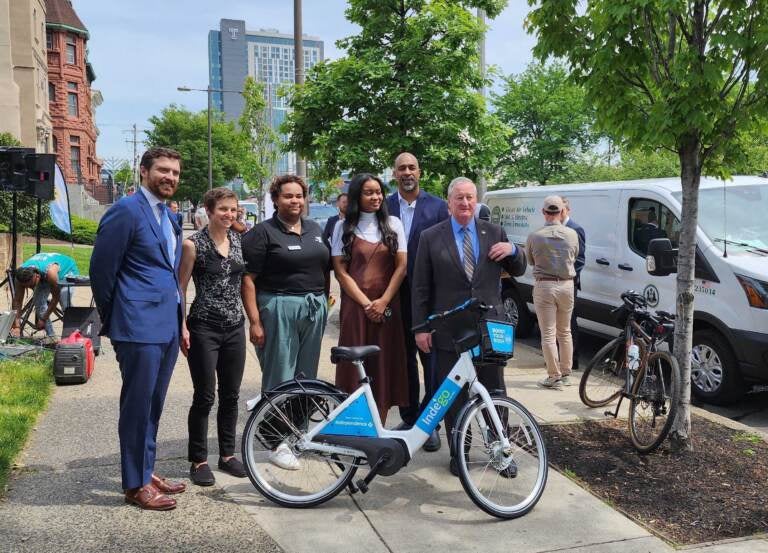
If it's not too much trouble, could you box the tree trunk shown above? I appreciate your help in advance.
[670,138,700,452]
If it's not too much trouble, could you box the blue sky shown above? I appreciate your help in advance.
[72,0,535,163]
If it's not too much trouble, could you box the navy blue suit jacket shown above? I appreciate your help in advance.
[566,218,586,286]
[323,214,340,244]
[90,191,183,343]
[386,190,449,282]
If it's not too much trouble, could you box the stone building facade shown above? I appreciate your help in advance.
[0,0,52,151]
[46,0,100,185]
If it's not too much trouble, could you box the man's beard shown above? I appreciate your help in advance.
[400,179,417,192]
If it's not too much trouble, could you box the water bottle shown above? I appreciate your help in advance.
[627,344,640,372]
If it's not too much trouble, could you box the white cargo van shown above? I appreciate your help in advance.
[486,176,768,404]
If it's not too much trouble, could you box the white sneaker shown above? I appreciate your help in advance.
[538,376,563,389]
[560,375,573,386]
[269,442,301,470]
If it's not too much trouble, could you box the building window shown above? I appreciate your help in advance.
[48,82,55,103]
[53,136,58,152]
[70,135,80,145]
[46,31,53,50]
[67,82,77,91]
[70,146,81,176]
[67,92,78,116]
[66,34,76,64]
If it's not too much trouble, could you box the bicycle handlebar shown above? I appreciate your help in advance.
[412,298,490,333]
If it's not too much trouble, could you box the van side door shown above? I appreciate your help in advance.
[617,191,680,312]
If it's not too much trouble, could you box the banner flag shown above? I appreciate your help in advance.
[49,163,72,234]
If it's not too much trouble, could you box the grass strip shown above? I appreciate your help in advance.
[0,350,53,493]
[22,243,93,274]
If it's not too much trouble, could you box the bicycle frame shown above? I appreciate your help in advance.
[291,350,512,461]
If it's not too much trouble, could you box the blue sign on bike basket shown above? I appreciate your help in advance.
[415,378,462,435]
[322,394,378,437]
[486,321,514,354]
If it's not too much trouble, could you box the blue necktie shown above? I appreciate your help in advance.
[158,203,174,263]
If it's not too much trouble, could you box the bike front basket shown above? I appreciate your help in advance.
[472,318,515,365]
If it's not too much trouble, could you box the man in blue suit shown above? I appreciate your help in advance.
[560,197,586,371]
[386,152,449,451]
[91,147,186,511]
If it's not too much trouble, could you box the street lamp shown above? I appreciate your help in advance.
[177,85,242,190]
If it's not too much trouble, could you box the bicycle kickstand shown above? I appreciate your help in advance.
[604,395,624,419]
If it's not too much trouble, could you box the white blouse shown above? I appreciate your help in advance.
[331,212,407,257]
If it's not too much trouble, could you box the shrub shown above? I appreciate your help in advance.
[40,215,99,245]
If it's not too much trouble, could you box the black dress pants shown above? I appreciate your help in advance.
[434,348,506,458]
[187,318,246,463]
[398,281,437,426]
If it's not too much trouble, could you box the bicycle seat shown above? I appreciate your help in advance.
[656,310,675,320]
[330,345,381,363]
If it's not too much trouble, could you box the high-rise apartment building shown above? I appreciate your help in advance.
[0,0,52,151]
[208,19,323,174]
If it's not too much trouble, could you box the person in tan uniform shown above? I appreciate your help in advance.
[525,196,579,389]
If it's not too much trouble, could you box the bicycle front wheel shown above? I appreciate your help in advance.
[629,351,680,454]
[579,338,626,408]
[242,383,362,508]
[455,396,548,519]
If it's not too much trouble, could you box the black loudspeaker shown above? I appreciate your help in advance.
[62,306,101,355]
[25,153,55,200]
[0,148,34,192]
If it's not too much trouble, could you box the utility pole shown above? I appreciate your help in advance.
[476,8,487,202]
[124,123,140,188]
[294,0,306,180]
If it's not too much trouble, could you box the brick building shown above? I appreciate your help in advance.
[45,0,100,185]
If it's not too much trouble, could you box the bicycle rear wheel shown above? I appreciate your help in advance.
[629,351,680,454]
[579,338,626,408]
[455,396,548,519]
[242,383,362,508]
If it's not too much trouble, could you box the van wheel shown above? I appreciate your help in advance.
[690,329,744,405]
[503,288,534,338]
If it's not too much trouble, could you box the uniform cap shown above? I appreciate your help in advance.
[543,195,564,214]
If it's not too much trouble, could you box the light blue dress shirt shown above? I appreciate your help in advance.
[398,193,416,240]
[450,216,480,265]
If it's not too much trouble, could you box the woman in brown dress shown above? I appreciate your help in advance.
[331,173,408,425]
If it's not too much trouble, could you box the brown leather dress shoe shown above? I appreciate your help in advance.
[124,484,177,511]
[151,474,186,494]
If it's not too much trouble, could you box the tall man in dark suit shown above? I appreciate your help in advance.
[386,152,449,451]
[91,147,186,511]
[412,177,527,475]
[322,192,348,243]
[560,197,586,370]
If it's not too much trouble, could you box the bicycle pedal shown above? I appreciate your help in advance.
[356,479,369,494]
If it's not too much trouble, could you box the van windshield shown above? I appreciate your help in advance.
[672,184,768,252]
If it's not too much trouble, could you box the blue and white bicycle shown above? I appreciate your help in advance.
[242,299,548,519]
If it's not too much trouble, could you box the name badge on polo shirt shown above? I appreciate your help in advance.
[288,245,302,251]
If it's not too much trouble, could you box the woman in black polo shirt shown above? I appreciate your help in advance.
[241,174,330,392]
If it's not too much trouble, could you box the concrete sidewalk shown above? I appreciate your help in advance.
[1,285,766,552]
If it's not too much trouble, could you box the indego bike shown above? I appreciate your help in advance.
[579,291,681,453]
[241,298,548,519]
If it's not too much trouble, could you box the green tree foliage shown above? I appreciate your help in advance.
[284,0,510,193]
[528,1,768,450]
[0,132,49,234]
[144,105,249,202]
[493,62,599,185]
[239,77,278,216]
[112,161,133,188]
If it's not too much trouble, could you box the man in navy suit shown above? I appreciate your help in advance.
[322,192,348,244]
[386,152,449,451]
[91,147,186,511]
[560,197,586,370]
